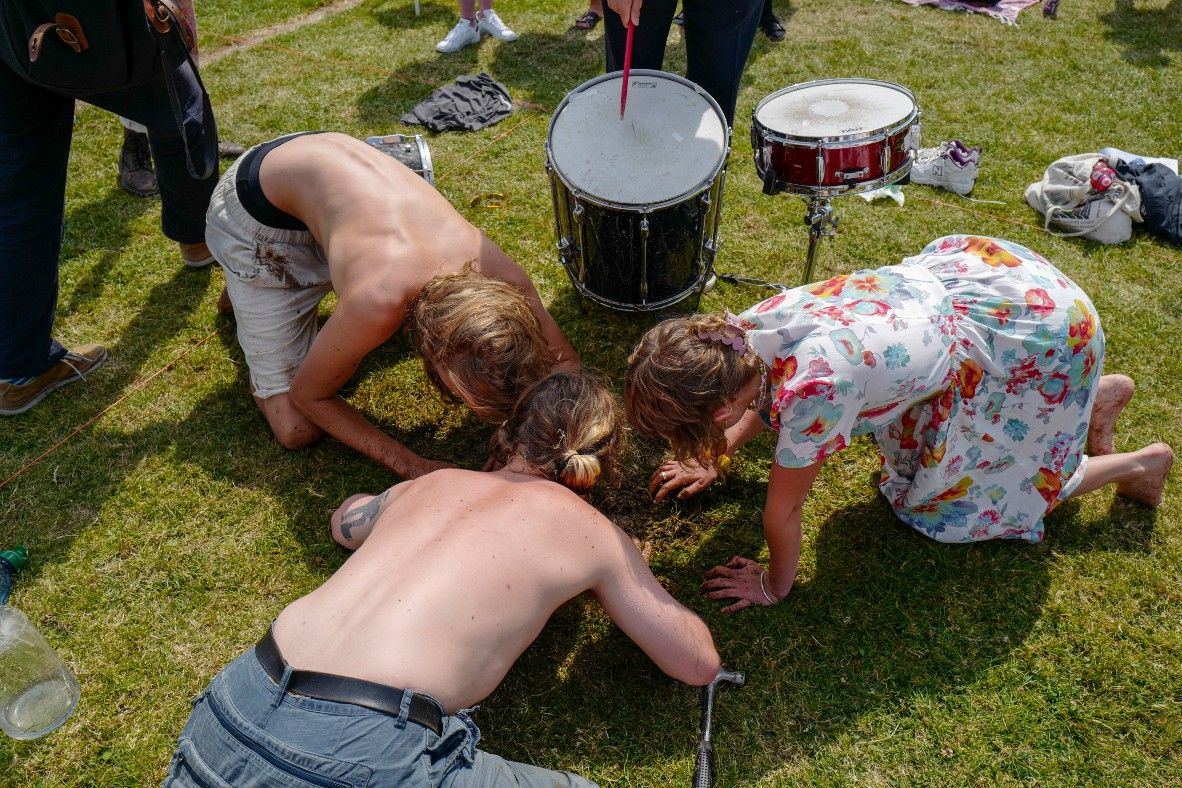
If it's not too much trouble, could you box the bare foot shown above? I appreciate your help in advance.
[1088,374,1135,455]
[1116,442,1175,507]
[216,286,234,315]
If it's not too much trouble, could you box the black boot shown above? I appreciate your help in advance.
[119,128,158,197]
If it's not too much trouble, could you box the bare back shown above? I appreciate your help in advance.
[259,132,493,310]
[272,469,719,712]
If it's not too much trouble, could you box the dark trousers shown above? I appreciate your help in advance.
[603,0,763,125]
[0,60,217,378]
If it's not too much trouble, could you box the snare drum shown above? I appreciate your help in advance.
[752,79,920,197]
[365,134,436,186]
[546,70,730,311]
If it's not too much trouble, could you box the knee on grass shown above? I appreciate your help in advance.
[272,422,323,451]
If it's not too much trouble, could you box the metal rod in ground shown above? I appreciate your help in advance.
[692,669,745,788]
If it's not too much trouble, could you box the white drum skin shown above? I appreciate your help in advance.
[546,70,732,311]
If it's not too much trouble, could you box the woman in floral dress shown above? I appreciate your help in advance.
[625,236,1173,612]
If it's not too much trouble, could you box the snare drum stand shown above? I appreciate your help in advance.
[802,197,839,285]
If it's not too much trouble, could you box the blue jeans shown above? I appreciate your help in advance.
[0,60,217,378]
[164,649,598,787]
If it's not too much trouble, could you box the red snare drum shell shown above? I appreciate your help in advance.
[753,79,920,196]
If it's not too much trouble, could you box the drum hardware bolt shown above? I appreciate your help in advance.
[639,216,650,304]
[572,203,584,221]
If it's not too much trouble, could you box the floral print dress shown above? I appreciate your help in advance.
[739,236,1103,543]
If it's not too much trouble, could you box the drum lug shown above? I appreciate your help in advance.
[556,236,573,266]
[905,121,922,154]
[704,237,721,265]
[815,148,825,186]
[762,167,779,196]
[572,201,584,222]
[639,215,650,304]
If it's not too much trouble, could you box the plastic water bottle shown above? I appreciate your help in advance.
[0,547,81,740]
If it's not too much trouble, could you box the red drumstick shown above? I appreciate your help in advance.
[620,20,635,118]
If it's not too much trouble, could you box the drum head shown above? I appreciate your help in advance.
[548,70,728,207]
[755,79,916,141]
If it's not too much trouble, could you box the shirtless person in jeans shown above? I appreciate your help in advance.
[205,131,578,478]
[165,370,720,786]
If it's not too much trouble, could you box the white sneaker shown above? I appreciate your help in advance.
[477,9,518,41]
[436,18,480,52]
[910,146,979,196]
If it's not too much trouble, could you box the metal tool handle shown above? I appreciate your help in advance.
[693,742,715,788]
[693,670,745,788]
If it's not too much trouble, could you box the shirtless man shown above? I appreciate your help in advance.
[205,132,578,478]
[165,370,720,786]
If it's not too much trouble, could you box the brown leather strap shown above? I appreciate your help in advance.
[53,13,87,53]
[28,23,52,62]
[144,0,170,33]
[145,0,195,52]
[28,14,89,62]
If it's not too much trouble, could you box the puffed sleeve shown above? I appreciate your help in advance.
[762,330,870,469]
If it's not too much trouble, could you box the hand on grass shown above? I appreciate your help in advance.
[649,459,719,503]
[702,556,780,614]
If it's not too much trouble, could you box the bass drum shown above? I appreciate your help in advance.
[546,70,730,311]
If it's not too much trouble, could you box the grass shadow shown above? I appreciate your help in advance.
[1100,0,1182,67]
[58,188,157,319]
[473,490,1058,783]
[370,0,455,30]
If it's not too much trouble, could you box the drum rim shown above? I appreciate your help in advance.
[564,265,713,311]
[752,78,919,145]
[546,69,732,211]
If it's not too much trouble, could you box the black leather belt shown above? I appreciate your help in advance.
[254,629,444,736]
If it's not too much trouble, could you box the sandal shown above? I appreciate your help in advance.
[573,9,601,29]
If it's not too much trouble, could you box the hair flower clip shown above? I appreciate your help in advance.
[696,312,750,355]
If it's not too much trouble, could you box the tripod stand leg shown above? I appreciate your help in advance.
[802,222,823,285]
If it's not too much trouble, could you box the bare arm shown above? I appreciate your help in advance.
[474,236,579,370]
[330,490,394,550]
[289,300,451,479]
[702,460,822,612]
[592,523,720,685]
[651,409,768,502]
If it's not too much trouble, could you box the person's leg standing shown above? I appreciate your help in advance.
[93,59,218,261]
[603,0,679,73]
[0,64,74,381]
[681,0,763,125]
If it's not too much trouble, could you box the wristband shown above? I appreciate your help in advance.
[758,570,776,605]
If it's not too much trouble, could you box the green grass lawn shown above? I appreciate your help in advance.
[2,0,1180,784]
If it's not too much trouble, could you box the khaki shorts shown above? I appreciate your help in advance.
[205,152,332,399]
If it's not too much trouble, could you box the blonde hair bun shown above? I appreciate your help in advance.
[560,452,602,493]
[491,368,624,493]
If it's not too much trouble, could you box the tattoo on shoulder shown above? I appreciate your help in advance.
[340,490,391,541]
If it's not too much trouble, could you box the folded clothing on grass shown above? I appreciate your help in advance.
[401,72,513,132]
